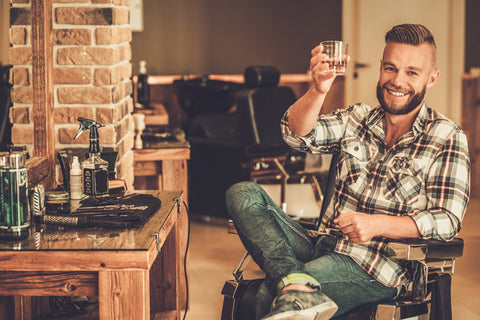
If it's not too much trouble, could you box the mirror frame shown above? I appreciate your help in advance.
[27,0,54,189]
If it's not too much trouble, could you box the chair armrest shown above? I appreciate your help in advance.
[229,220,464,262]
[387,238,464,261]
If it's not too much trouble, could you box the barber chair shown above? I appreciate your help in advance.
[173,75,245,119]
[236,66,328,215]
[173,76,248,218]
[221,152,464,320]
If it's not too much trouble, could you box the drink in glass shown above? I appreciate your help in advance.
[321,40,348,75]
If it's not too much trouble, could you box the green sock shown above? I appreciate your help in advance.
[277,272,321,293]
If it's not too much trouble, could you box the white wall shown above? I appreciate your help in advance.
[131,0,342,75]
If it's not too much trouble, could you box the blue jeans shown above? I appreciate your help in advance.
[225,181,397,319]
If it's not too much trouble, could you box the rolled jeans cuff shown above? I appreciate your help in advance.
[277,272,321,293]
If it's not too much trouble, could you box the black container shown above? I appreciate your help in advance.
[45,191,70,215]
[136,60,149,105]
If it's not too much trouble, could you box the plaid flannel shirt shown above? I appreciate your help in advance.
[281,102,470,287]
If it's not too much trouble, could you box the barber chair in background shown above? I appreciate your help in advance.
[221,153,464,320]
[0,64,12,151]
[174,75,248,218]
[174,75,245,120]
[236,65,328,220]
[175,67,326,219]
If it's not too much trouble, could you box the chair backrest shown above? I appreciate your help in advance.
[316,153,339,229]
[235,66,296,154]
[173,76,245,119]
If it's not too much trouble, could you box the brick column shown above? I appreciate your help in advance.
[9,0,135,189]
[9,0,33,152]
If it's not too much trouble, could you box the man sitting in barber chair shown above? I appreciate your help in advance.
[226,23,470,320]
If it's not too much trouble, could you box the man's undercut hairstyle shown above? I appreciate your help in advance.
[385,24,436,48]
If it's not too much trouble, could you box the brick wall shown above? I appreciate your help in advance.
[9,0,135,189]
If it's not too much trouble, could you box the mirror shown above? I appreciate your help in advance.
[28,0,55,188]
[131,0,342,75]
[1,1,53,188]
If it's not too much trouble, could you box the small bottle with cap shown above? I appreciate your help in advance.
[70,156,83,200]
[136,60,150,106]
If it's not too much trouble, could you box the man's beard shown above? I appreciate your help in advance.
[376,82,426,115]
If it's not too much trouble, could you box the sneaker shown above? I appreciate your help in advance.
[261,290,338,320]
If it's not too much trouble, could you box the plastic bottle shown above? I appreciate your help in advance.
[70,156,83,200]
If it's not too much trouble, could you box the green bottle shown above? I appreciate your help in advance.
[0,151,30,240]
[0,152,10,227]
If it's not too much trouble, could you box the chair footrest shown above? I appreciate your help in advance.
[375,299,430,320]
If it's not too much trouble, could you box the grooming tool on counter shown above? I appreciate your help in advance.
[40,205,150,228]
[0,151,30,240]
[74,117,109,197]
[38,193,162,228]
[37,215,138,228]
[32,185,45,216]
[73,204,148,213]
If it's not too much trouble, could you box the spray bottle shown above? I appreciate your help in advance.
[74,117,109,197]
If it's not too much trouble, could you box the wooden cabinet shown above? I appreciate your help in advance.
[0,191,182,319]
[134,147,190,311]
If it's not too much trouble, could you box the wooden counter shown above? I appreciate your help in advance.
[0,191,182,320]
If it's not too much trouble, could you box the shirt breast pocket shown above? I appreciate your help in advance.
[384,157,424,204]
[340,138,369,185]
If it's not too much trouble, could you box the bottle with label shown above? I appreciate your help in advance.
[82,153,109,197]
[0,152,10,230]
[74,117,109,197]
[0,151,30,240]
[70,156,83,200]
[136,60,150,106]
